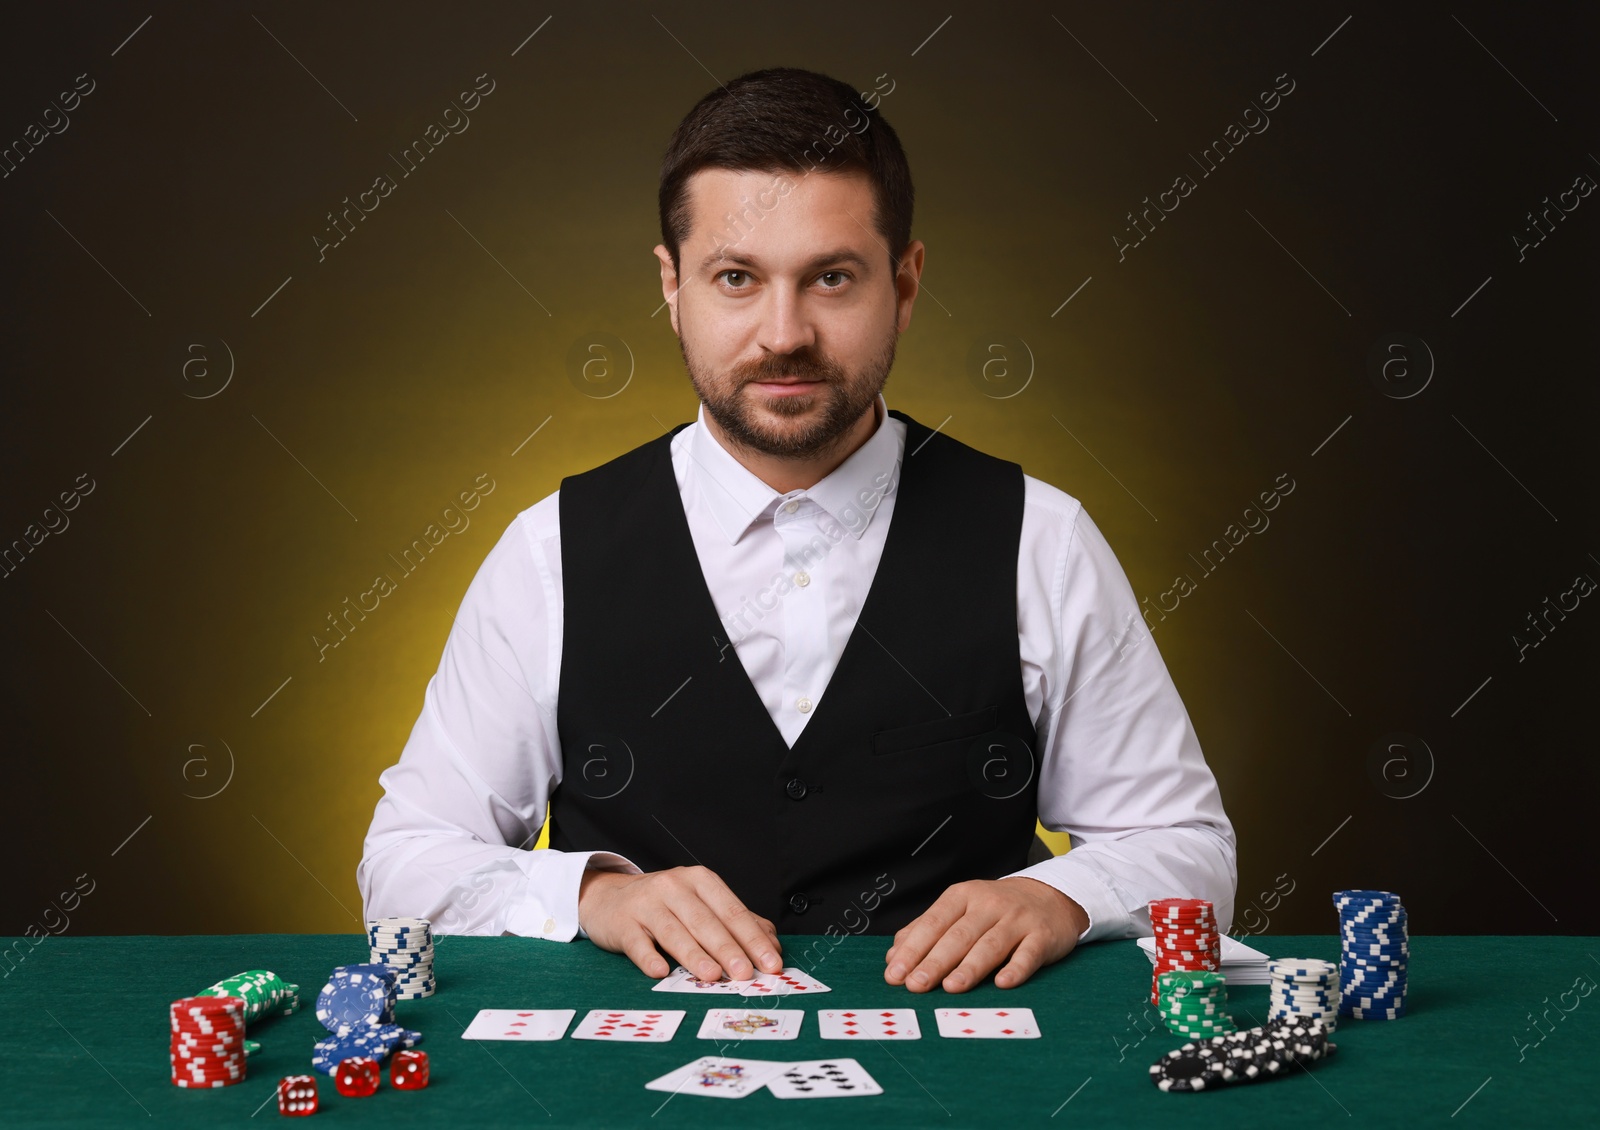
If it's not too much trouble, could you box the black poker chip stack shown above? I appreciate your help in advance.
[1150,1016,1337,1093]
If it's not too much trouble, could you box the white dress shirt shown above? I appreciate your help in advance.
[358,394,1237,944]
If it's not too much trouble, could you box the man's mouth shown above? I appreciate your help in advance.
[752,377,821,385]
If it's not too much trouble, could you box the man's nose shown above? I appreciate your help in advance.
[754,287,818,358]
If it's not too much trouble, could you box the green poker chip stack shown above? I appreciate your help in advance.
[1157,969,1237,1038]
[194,970,301,1058]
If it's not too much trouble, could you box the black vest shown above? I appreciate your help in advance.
[551,409,1039,935]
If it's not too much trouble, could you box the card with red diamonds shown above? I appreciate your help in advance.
[816,1008,920,1039]
[571,1009,685,1042]
[460,1008,575,1041]
[933,1006,1040,1038]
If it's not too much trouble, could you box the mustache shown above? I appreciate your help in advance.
[738,354,841,382]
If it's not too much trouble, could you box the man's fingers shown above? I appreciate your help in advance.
[993,934,1049,989]
[884,888,968,985]
[669,893,760,981]
[724,907,783,975]
[904,910,998,993]
[647,909,721,983]
[618,927,673,980]
[686,868,782,976]
[942,923,1025,993]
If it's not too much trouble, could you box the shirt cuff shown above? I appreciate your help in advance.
[501,850,641,941]
[1004,856,1131,945]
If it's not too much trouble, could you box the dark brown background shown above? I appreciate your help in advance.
[3,1,1595,939]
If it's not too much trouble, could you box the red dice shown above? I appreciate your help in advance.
[276,1075,318,1116]
[391,1049,430,1090]
[332,1057,380,1098]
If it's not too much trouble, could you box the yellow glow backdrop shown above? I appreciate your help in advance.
[4,1,1594,939]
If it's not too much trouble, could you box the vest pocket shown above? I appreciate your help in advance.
[870,705,998,756]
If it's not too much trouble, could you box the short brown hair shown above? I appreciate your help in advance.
[658,66,915,278]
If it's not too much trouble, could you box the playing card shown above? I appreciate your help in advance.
[571,1009,685,1042]
[816,1008,920,1039]
[652,967,744,994]
[643,1055,789,1099]
[934,1006,1040,1038]
[460,1008,575,1041]
[740,967,831,996]
[767,1058,884,1099]
[696,1008,804,1041]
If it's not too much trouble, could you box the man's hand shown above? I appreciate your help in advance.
[578,865,784,983]
[883,877,1089,993]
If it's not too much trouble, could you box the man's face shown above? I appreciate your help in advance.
[656,168,919,461]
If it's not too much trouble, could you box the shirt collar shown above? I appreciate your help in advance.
[689,392,899,544]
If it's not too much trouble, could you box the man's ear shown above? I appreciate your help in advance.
[653,244,681,336]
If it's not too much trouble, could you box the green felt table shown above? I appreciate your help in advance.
[3,933,1595,1127]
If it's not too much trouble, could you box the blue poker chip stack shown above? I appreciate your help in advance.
[311,963,421,1074]
[368,916,436,1000]
[310,1022,422,1074]
[1334,889,1408,1020]
[1266,958,1339,1032]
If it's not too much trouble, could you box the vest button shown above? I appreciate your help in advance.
[785,778,807,800]
[788,892,810,915]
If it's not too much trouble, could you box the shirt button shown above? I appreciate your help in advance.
[542,917,556,935]
[784,500,799,513]
[785,778,808,800]
[794,571,810,587]
[788,892,810,915]
[796,697,813,713]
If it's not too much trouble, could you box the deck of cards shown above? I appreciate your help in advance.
[645,1055,882,1100]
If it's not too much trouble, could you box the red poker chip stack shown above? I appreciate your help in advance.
[170,996,247,1089]
[1149,898,1221,1006]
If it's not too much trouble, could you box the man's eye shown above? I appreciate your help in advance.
[818,271,848,288]
[718,270,749,288]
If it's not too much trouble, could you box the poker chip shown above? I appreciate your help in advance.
[1153,1016,1338,1092]
[1149,1043,1227,1092]
[169,997,246,1088]
[189,969,299,1059]
[1147,899,1221,1007]
[309,1023,424,1074]
[368,917,437,1000]
[1334,890,1408,1020]
[1268,957,1339,1032]
[1156,969,1236,1038]
[315,965,397,1038]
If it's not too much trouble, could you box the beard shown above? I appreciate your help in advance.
[679,322,897,460]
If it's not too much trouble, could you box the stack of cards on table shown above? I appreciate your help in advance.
[652,965,831,996]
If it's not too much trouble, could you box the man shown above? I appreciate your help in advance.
[359,66,1234,994]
